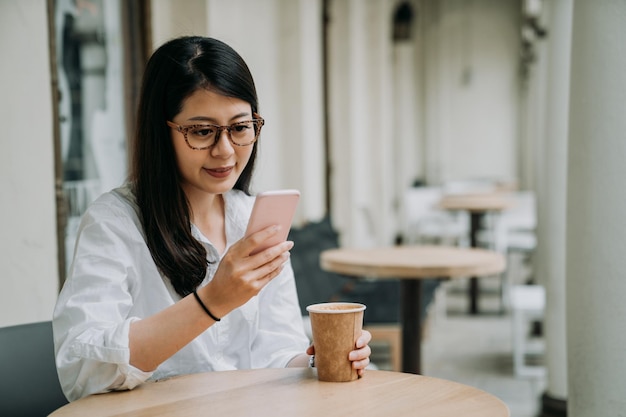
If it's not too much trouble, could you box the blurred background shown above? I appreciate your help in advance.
[0,0,541,316]
[2,1,626,416]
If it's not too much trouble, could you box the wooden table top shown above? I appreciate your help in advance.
[439,193,515,212]
[320,245,506,279]
[50,368,509,417]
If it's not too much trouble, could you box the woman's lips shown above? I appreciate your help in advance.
[205,166,233,178]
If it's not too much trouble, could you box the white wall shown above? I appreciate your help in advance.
[151,0,207,47]
[0,0,59,327]
[421,0,521,185]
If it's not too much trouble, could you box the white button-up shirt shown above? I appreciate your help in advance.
[53,184,310,401]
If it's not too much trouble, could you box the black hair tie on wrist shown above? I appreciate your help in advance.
[193,290,221,322]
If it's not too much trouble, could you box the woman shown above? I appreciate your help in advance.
[53,36,371,401]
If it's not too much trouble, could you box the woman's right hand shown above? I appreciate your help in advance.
[198,225,293,319]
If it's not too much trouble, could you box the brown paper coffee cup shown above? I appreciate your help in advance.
[306,302,366,382]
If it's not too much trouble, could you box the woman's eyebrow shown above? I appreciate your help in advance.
[186,112,251,123]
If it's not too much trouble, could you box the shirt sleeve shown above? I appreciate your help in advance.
[53,202,153,401]
[251,260,311,368]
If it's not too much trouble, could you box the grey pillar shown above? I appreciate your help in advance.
[538,1,572,416]
[567,1,626,416]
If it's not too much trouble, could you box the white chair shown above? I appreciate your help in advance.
[510,285,546,378]
[479,191,536,248]
[478,191,538,311]
[402,187,468,246]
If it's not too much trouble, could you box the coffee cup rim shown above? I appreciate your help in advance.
[306,302,366,314]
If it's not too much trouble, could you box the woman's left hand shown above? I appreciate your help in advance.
[306,329,372,377]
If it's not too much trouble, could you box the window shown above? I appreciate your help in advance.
[50,0,149,282]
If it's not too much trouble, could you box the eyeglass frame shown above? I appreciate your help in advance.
[166,114,265,150]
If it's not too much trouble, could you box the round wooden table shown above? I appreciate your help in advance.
[438,193,515,213]
[50,368,510,417]
[320,245,505,374]
[439,193,514,314]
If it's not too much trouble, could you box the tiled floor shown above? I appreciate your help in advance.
[369,275,546,417]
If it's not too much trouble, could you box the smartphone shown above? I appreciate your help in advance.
[245,189,300,255]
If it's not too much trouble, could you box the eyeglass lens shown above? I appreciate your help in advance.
[186,121,259,148]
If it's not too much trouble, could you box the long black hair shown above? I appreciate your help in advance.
[130,36,260,297]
